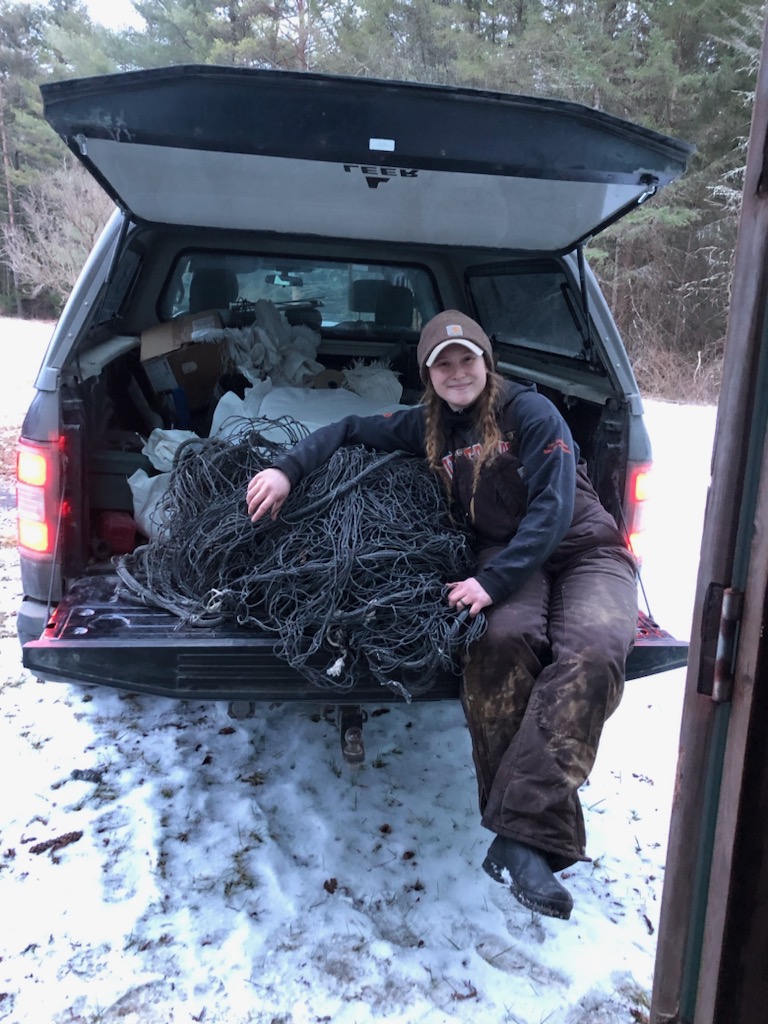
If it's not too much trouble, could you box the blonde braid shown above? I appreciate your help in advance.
[469,372,504,518]
[421,382,450,494]
[471,371,504,475]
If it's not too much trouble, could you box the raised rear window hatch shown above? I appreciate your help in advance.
[40,65,694,252]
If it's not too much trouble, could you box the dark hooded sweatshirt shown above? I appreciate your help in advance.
[272,380,634,602]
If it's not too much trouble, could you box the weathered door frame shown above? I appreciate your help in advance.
[651,11,768,1023]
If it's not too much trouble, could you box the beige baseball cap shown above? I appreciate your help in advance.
[417,310,494,382]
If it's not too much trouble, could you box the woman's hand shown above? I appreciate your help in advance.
[246,468,292,522]
[447,577,493,617]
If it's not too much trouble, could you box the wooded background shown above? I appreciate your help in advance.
[1,0,766,401]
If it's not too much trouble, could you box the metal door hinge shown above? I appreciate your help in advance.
[697,583,743,703]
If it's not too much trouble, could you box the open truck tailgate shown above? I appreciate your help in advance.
[23,574,688,702]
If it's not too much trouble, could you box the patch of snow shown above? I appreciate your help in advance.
[0,319,716,1023]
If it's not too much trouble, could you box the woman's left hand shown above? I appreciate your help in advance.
[447,577,493,617]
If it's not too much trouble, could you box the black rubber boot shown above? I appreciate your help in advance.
[482,835,573,920]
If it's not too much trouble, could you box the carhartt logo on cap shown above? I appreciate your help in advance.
[446,324,463,336]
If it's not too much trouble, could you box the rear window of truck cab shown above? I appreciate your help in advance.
[160,253,442,334]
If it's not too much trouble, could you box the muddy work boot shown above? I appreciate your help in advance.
[482,836,573,920]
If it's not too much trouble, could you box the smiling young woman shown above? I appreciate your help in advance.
[424,344,488,410]
[246,309,639,920]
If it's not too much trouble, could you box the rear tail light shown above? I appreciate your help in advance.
[16,438,63,557]
[624,460,652,563]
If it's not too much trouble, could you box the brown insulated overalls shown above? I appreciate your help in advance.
[446,400,638,870]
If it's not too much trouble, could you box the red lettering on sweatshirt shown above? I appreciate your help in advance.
[543,438,571,455]
[441,439,511,479]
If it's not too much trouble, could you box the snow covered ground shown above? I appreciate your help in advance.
[0,318,716,1024]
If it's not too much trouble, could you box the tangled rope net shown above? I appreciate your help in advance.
[116,419,487,699]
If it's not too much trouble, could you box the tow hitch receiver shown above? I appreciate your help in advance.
[336,706,367,764]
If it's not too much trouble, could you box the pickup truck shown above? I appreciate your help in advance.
[16,65,692,756]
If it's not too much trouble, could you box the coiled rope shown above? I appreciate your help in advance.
[116,420,486,699]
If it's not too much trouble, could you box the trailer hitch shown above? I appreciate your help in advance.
[334,705,368,764]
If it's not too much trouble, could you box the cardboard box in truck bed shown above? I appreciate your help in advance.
[140,311,225,411]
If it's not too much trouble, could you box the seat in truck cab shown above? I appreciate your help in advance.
[375,284,414,328]
[189,268,239,313]
[337,280,414,331]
